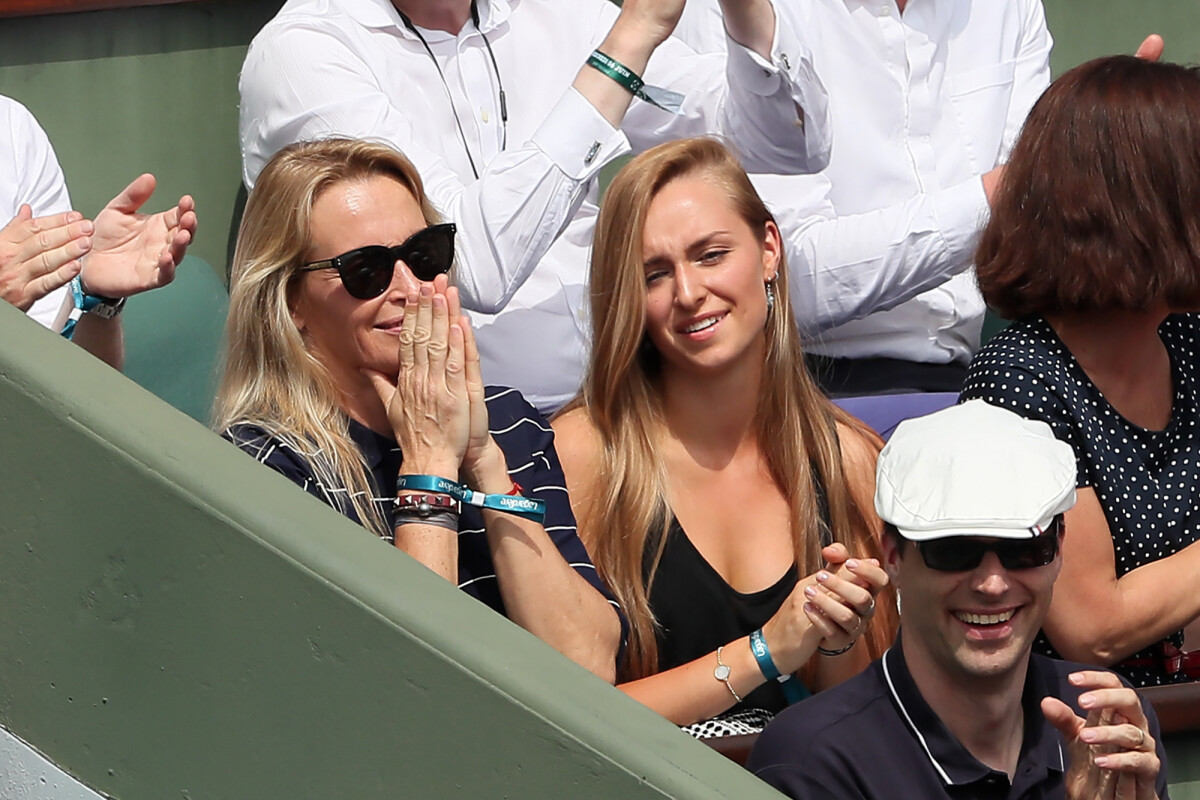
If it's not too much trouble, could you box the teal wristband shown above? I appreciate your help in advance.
[60,275,125,340]
[586,50,684,114]
[750,628,810,706]
[749,628,782,680]
[395,474,546,524]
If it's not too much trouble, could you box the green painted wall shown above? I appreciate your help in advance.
[0,300,783,798]
[1044,0,1200,70]
[0,0,278,279]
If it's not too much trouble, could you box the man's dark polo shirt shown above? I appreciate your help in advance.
[748,639,1169,800]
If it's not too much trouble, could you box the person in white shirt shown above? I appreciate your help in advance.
[239,0,831,412]
[673,0,1053,395]
[0,95,198,370]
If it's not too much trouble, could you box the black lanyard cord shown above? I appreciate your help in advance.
[398,0,508,179]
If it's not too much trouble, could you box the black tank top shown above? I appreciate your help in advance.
[646,480,832,714]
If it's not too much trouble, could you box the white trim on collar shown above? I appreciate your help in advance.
[881,648,954,785]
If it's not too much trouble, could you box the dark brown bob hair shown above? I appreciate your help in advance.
[976,55,1200,319]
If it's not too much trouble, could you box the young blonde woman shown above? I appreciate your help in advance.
[214,138,619,680]
[554,137,894,734]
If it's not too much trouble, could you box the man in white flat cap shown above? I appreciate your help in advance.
[749,400,1169,800]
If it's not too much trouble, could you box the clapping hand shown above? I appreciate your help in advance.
[0,206,92,312]
[80,174,196,299]
[1043,670,1161,800]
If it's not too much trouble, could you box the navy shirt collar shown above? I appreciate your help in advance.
[881,634,1066,792]
[346,419,402,478]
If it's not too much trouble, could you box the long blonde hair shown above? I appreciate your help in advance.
[213,138,440,539]
[570,137,893,681]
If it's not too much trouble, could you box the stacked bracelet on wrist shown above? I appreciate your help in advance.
[749,629,810,706]
[393,491,461,533]
[396,474,546,523]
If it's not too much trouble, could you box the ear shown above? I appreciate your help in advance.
[880,530,904,591]
[288,279,308,334]
[761,220,782,283]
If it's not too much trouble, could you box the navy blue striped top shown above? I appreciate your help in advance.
[223,386,617,620]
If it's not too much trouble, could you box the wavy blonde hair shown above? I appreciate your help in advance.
[568,137,893,682]
[213,138,440,539]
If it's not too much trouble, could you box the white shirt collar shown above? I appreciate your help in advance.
[339,0,513,37]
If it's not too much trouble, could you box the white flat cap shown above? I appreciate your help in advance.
[875,400,1077,542]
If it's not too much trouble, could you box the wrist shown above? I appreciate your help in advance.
[599,16,659,73]
[399,459,459,482]
[461,443,510,494]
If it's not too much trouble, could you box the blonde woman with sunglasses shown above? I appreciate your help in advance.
[215,139,619,679]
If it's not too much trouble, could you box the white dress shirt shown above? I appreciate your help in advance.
[1,95,72,329]
[240,0,831,412]
[676,0,1052,365]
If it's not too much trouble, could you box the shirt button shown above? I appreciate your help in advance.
[881,5,891,15]
[482,110,490,123]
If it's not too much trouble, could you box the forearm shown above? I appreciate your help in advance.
[717,0,775,60]
[1046,545,1200,664]
[393,522,458,583]
[483,511,619,681]
[620,632,818,725]
[574,14,661,129]
[761,174,986,334]
[71,315,123,370]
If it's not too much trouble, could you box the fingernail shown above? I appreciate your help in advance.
[1079,730,1097,743]
[1094,756,1110,768]
[1079,694,1095,708]
[803,602,815,613]
[1069,673,1085,684]
[846,559,859,570]
[816,571,830,582]
[804,586,816,598]
[420,284,432,297]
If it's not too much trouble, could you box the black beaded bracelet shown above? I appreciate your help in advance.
[818,641,855,657]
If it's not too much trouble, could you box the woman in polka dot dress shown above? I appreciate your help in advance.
[961,55,1200,687]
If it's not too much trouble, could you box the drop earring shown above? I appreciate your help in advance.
[765,277,776,314]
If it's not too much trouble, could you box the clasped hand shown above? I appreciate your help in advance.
[760,543,888,675]
[365,274,496,487]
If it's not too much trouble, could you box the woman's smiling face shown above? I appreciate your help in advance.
[290,175,428,390]
[640,172,780,376]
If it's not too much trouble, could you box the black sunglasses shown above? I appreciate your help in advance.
[298,222,456,299]
[915,523,1061,572]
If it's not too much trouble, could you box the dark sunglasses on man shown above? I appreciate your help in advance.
[298,222,457,299]
[915,519,1063,573]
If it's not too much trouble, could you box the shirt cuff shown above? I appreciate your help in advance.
[723,1,813,97]
[931,177,991,261]
[530,88,631,181]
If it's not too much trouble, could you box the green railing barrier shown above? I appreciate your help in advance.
[0,301,781,799]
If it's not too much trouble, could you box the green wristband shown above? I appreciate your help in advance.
[586,50,684,114]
